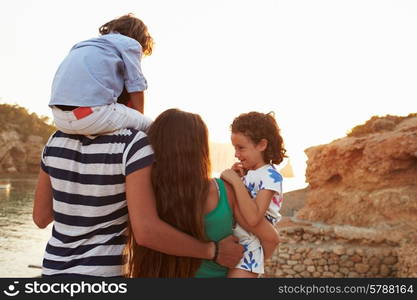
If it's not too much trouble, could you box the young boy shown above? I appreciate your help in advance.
[49,14,153,135]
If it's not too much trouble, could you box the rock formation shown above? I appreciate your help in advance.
[0,131,45,173]
[266,114,417,278]
[0,103,55,173]
[296,114,417,228]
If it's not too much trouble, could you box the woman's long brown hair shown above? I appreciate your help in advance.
[124,109,212,277]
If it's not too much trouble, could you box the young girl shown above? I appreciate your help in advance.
[49,13,154,135]
[221,111,286,278]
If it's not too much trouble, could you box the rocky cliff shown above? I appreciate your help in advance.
[296,114,417,228]
[0,104,55,173]
[0,131,45,173]
[285,114,417,277]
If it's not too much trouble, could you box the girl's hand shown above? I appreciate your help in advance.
[231,162,246,177]
[221,169,241,186]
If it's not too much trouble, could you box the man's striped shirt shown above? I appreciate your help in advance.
[40,128,153,277]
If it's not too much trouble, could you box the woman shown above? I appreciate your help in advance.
[124,109,279,277]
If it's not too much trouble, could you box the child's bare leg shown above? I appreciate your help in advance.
[245,219,279,260]
[228,268,258,278]
[233,208,279,259]
[262,240,277,260]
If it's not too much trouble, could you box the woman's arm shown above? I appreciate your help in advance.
[126,165,243,267]
[33,168,54,228]
[221,169,272,226]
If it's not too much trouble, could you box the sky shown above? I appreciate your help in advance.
[1,0,416,182]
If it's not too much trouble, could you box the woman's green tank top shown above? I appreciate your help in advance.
[194,178,234,278]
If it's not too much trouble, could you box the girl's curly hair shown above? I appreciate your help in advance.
[231,111,287,164]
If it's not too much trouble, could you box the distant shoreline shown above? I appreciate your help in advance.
[0,173,38,179]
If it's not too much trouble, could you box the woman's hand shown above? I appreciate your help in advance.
[216,235,244,268]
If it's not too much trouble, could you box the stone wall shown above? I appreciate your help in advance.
[396,244,417,277]
[264,218,404,278]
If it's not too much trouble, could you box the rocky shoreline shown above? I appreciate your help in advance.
[267,114,417,278]
[0,131,44,173]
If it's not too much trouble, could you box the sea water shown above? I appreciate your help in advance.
[0,175,51,277]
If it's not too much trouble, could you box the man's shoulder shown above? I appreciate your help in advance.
[113,128,147,139]
[112,128,150,151]
[46,129,147,147]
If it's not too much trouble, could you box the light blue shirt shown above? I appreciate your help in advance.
[49,33,147,107]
